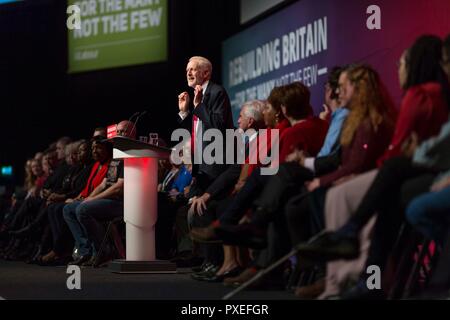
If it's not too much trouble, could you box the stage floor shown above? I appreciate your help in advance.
[0,261,297,300]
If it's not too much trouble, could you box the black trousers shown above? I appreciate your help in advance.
[364,171,437,272]
[190,197,236,266]
[253,162,314,225]
[48,202,74,255]
[9,196,44,231]
[218,167,269,225]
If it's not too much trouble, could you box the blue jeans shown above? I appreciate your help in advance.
[406,185,450,246]
[63,199,124,256]
[63,201,92,256]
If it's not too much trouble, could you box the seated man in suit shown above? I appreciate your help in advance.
[186,100,266,279]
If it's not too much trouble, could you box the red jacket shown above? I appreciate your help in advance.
[79,160,110,198]
[279,116,329,163]
[246,119,291,177]
[377,82,448,166]
[319,119,393,187]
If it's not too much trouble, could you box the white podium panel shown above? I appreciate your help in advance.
[108,137,176,273]
[123,157,158,261]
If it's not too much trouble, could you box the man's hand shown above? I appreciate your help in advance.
[306,178,320,192]
[189,193,211,216]
[47,193,66,203]
[319,104,332,121]
[193,85,203,107]
[178,91,190,113]
[285,149,306,166]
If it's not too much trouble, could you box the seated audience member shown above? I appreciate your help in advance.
[35,140,95,265]
[188,100,266,282]
[63,121,135,267]
[23,159,36,193]
[297,35,450,299]
[405,34,450,247]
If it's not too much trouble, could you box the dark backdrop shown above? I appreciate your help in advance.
[0,0,241,187]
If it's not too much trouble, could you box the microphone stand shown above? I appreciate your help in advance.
[123,111,140,137]
[131,111,148,139]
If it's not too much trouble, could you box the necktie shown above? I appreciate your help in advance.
[162,170,176,191]
[192,115,198,159]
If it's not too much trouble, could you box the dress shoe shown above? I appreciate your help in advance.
[41,250,57,263]
[295,278,325,299]
[68,255,92,266]
[216,223,267,249]
[191,265,220,281]
[295,231,359,262]
[82,256,96,267]
[192,261,213,273]
[203,266,243,283]
[190,225,222,243]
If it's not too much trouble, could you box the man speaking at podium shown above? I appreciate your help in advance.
[177,56,234,195]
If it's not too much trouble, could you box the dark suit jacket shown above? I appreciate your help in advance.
[314,148,341,176]
[205,164,241,199]
[178,81,235,180]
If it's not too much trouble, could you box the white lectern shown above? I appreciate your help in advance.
[108,136,177,273]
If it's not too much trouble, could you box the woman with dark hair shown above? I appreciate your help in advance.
[297,35,450,299]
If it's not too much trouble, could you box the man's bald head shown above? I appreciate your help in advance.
[117,120,137,139]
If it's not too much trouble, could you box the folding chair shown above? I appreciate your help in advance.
[95,216,126,265]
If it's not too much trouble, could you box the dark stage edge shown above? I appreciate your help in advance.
[108,259,177,274]
[0,261,297,300]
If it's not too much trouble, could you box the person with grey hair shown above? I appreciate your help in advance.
[240,100,266,126]
[177,56,234,194]
[187,100,266,281]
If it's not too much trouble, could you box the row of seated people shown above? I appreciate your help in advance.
[186,33,450,299]
[0,128,124,265]
[0,123,194,267]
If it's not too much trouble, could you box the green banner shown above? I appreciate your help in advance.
[68,0,167,73]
